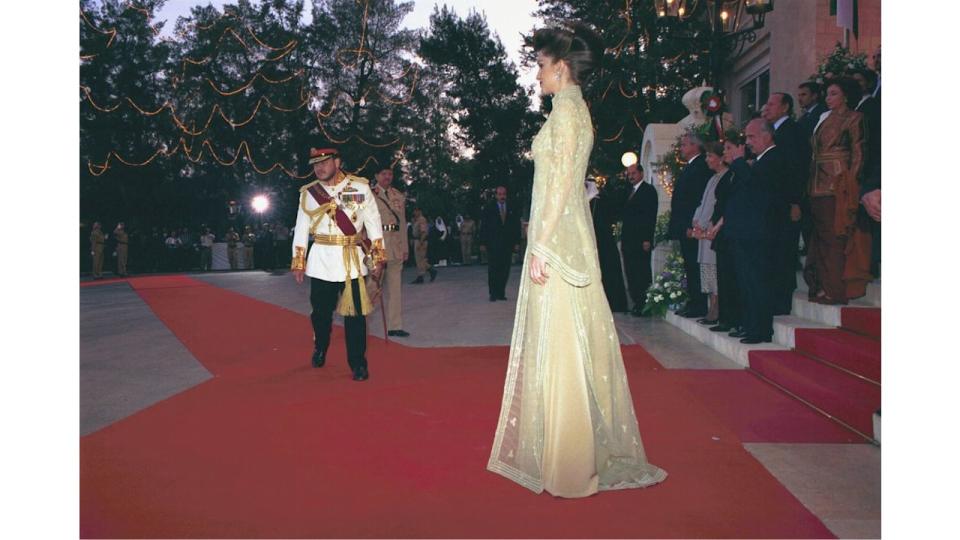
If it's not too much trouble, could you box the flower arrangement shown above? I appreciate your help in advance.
[812,43,868,82]
[642,248,688,317]
[654,211,672,245]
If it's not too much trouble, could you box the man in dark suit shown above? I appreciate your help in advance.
[796,82,828,141]
[668,133,712,317]
[853,68,881,276]
[724,119,795,343]
[480,185,521,302]
[620,164,659,316]
[763,92,806,314]
[796,81,828,258]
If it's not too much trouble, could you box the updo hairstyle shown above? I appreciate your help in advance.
[532,22,603,85]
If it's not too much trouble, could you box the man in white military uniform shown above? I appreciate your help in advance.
[291,147,386,381]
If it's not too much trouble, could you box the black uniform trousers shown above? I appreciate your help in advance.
[679,237,706,313]
[487,245,513,299]
[771,220,801,315]
[714,241,741,329]
[622,247,652,311]
[310,277,367,373]
[731,238,773,341]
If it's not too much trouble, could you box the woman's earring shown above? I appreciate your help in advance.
[554,70,561,82]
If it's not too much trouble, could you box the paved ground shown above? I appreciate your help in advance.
[80,266,879,538]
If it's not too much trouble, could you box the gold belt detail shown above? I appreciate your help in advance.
[313,233,361,246]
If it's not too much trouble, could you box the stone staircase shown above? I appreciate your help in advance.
[666,271,881,443]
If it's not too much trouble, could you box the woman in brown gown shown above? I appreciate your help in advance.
[804,78,873,304]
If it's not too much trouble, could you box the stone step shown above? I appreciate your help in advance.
[795,271,881,307]
[791,291,875,327]
[665,312,788,368]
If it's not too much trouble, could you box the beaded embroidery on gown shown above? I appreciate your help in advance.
[486,85,667,497]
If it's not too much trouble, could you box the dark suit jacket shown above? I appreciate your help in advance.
[621,181,658,252]
[775,116,809,178]
[857,95,881,183]
[797,103,828,142]
[668,154,712,240]
[725,146,800,241]
[480,200,521,250]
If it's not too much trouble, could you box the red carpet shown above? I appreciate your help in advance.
[841,307,881,339]
[749,350,880,436]
[665,370,862,444]
[794,328,881,383]
[81,276,836,538]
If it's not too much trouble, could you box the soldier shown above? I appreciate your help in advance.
[113,222,129,277]
[369,166,411,337]
[89,222,106,279]
[291,147,386,381]
[225,227,240,270]
[459,214,476,265]
[243,225,256,269]
[410,208,437,284]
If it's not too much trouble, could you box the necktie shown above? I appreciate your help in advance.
[499,203,506,223]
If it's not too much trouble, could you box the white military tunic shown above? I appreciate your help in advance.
[292,174,384,282]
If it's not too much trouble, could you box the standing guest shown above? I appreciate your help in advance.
[113,222,129,277]
[480,185,522,301]
[691,143,729,325]
[620,164,658,317]
[410,208,436,284]
[725,119,787,344]
[797,82,828,141]
[804,78,872,304]
[90,222,106,279]
[370,166,411,337]
[459,214,476,265]
[164,230,180,272]
[225,227,240,270]
[586,179,628,313]
[668,133,713,318]
[852,68,882,276]
[290,146,386,380]
[705,137,743,334]
[199,227,215,271]
[762,93,806,314]
[243,225,256,270]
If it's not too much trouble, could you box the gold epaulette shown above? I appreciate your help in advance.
[299,179,320,192]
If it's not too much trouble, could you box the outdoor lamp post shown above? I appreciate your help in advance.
[654,0,774,88]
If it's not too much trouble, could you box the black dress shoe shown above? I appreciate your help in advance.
[490,296,497,302]
[411,276,424,284]
[429,268,438,282]
[387,330,410,337]
[728,329,748,338]
[674,308,689,317]
[311,349,326,368]
[709,324,732,332]
[353,366,369,381]
[497,295,508,301]
[683,310,707,319]
[697,318,719,325]
[740,337,772,344]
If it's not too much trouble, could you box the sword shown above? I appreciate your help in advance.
[371,265,389,346]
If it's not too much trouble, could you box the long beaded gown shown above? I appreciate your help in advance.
[486,84,667,498]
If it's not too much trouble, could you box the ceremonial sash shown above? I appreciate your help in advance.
[307,183,371,252]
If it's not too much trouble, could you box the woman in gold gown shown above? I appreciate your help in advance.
[487,24,667,498]
[803,78,873,304]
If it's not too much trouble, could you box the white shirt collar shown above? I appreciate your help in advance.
[857,95,870,109]
[689,153,702,163]
[773,116,788,130]
[813,110,832,133]
[631,181,642,194]
[756,144,776,161]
